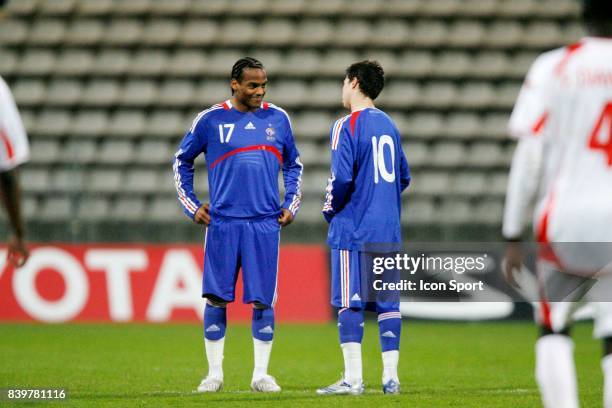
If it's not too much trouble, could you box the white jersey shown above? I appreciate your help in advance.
[0,75,29,171]
[503,37,612,242]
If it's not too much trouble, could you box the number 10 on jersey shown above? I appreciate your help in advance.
[372,135,396,183]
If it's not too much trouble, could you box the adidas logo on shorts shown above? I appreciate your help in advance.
[258,325,274,334]
[206,324,220,332]
[381,331,396,338]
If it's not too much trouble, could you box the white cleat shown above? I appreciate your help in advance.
[197,376,223,393]
[317,378,364,395]
[251,375,281,392]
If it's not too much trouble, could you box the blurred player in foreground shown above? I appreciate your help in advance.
[0,5,30,268]
[318,61,411,395]
[173,57,302,393]
[503,1,612,406]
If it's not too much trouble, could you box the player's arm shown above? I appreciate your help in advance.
[0,79,29,267]
[502,54,551,286]
[322,124,355,223]
[399,145,411,192]
[173,125,207,224]
[279,120,303,227]
[0,168,28,266]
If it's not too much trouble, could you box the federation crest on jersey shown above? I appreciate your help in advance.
[266,124,276,141]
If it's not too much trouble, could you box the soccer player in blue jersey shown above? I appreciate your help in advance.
[317,61,411,395]
[173,57,303,393]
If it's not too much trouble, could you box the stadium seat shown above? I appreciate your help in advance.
[23,197,38,220]
[334,20,371,47]
[39,0,75,16]
[397,51,434,78]
[158,80,194,107]
[370,20,410,48]
[87,169,123,193]
[51,169,85,193]
[469,143,505,167]
[382,0,421,17]
[146,111,186,139]
[195,81,232,106]
[34,110,71,137]
[71,111,108,138]
[142,20,181,46]
[522,22,564,48]
[189,0,228,16]
[218,20,257,46]
[346,0,383,16]
[4,0,38,16]
[227,0,269,16]
[55,50,95,76]
[257,20,295,46]
[39,197,73,221]
[64,20,104,45]
[122,170,159,194]
[107,111,146,138]
[167,50,207,77]
[378,81,420,108]
[111,197,147,221]
[452,172,487,196]
[0,50,18,75]
[293,112,334,140]
[113,0,151,16]
[150,197,184,222]
[13,79,46,107]
[497,0,536,17]
[403,142,429,167]
[76,196,111,220]
[205,50,244,76]
[28,19,66,46]
[149,0,190,16]
[134,141,173,165]
[411,172,450,195]
[301,170,328,196]
[250,50,284,76]
[403,198,436,224]
[130,50,168,76]
[179,20,218,46]
[307,81,342,108]
[430,142,466,167]
[421,0,460,17]
[457,83,495,108]
[20,168,51,194]
[82,80,120,107]
[471,52,509,78]
[304,0,343,16]
[283,50,321,76]
[92,50,131,76]
[473,199,504,225]
[45,79,83,107]
[121,80,158,107]
[409,21,448,47]
[76,0,114,16]
[98,140,135,164]
[294,20,333,46]
[447,21,485,47]
[434,52,471,78]
[268,81,307,108]
[421,82,457,108]
[0,19,28,46]
[484,22,523,48]
[408,113,444,139]
[62,140,98,164]
[438,198,472,224]
[18,50,56,76]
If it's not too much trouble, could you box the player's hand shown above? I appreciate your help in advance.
[278,208,294,227]
[194,203,211,225]
[7,235,29,268]
[503,241,523,289]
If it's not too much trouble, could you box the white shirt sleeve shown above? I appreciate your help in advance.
[502,136,543,239]
[0,76,30,171]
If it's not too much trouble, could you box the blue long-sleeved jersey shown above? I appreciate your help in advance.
[174,100,302,220]
[322,108,410,250]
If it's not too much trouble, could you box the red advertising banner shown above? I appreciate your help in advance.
[0,244,330,323]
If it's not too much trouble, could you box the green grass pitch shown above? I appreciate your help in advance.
[0,321,603,407]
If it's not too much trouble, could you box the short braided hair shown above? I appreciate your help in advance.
[231,57,265,82]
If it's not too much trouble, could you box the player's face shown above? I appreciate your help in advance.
[341,76,355,109]
[232,68,267,110]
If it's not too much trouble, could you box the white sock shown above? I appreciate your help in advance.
[602,354,612,408]
[204,337,224,379]
[535,335,578,408]
[382,350,399,384]
[253,338,273,380]
[341,342,362,386]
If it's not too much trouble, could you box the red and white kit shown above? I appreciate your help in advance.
[0,75,30,171]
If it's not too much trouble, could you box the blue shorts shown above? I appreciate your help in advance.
[330,248,399,312]
[203,216,280,307]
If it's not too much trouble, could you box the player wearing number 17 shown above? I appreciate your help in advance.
[173,57,303,393]
[318,61,411,395]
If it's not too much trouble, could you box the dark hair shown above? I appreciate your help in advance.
[345,60,385,100]
[582,0,612,36]
[231,57,265,82]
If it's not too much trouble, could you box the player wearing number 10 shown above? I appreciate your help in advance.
[318,61,411,395]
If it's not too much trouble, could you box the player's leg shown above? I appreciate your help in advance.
[198,223,241,393]
[593,301,612,408]
[376,303,401,394]
[317,249,365,395]
[533,260,589,408]
[241,217,281,392]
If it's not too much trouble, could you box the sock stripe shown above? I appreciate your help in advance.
[378,312,402,322]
